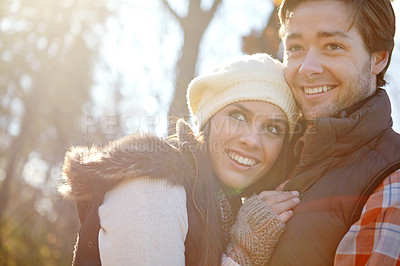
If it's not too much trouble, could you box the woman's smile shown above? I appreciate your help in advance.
[226,149,258,168]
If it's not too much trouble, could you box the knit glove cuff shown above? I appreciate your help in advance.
[226,194,285,266]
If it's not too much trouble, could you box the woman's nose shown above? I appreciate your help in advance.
[238,128,262,148]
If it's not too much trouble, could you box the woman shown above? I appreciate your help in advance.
[59,53,300,265]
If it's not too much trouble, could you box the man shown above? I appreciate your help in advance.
[267,0,400,265]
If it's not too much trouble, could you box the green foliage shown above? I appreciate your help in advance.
[0,183,79,266]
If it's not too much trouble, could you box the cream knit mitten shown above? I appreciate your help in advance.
[226,194,285,266]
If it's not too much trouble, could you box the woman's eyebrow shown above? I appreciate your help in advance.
[230,102,287,126]
[268,117,287,124]
[264,118,288,129]
[230,102,251,113]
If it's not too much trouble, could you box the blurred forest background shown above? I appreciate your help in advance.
[0,0,399,265]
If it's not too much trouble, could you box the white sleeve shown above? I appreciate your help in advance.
[98,176,188,266]
[221,254,240,266]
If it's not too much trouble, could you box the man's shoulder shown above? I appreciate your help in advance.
[383,169,400,187]
[376,127,400,142]
[370,128,400,157]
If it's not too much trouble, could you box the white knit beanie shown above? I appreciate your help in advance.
[187,53,299,137]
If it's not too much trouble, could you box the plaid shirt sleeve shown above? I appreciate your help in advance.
[334,169,400,265]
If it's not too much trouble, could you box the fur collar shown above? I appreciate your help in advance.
[59,125,197,201]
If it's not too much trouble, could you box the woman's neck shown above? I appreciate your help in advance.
[220,182,243,198]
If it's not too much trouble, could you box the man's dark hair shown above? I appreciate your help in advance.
[278,0,396,88]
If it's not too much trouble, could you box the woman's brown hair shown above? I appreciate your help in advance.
[172,112,293,264]
[169,120,224,265]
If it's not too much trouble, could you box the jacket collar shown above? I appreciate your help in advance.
[294,89,393,164]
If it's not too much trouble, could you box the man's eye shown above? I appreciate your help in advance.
[229,111,246,122]
[326,43,343,51]
[287,45,303,54]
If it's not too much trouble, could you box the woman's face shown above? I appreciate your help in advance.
[208,101,287,190]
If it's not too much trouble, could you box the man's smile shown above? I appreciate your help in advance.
[303,85,336,95]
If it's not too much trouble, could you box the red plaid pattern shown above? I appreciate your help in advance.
[335,169,400,265]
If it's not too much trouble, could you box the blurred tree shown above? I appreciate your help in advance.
[242,0,282,59]
[0,0,113,264]
[163,0,223,133]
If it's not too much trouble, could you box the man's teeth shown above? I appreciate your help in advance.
[304,86,333,95]
[228,152,256,166]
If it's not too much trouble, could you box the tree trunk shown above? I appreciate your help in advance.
[164,0,222,133]
[0,92,37,221]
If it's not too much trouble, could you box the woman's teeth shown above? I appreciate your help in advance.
[304,86,333,95]
[228,151,256,166]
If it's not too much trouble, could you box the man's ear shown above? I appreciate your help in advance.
[371,51,389,75]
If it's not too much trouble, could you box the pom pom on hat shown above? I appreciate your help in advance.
[187,53,299,137]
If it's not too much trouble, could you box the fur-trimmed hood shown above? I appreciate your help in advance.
[59,122,198,201]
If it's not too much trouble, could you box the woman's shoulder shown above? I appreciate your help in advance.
[101,176,187,214]
[100,176,187,220]
[58,132,196,202]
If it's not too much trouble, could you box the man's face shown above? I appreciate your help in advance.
[282,1,381,120]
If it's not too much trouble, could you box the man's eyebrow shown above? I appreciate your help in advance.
[317,31,350,39]
[285,32,301,40]
[285,31,350,40]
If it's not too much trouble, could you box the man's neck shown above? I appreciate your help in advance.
[342,89,379,116]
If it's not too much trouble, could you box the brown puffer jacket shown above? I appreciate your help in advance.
[270,89,400,265]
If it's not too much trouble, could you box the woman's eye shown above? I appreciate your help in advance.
[229,111,246,122]
[264,124,282,135]
[268,126,278,134]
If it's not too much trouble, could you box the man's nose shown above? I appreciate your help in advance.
[299,49,324,79]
